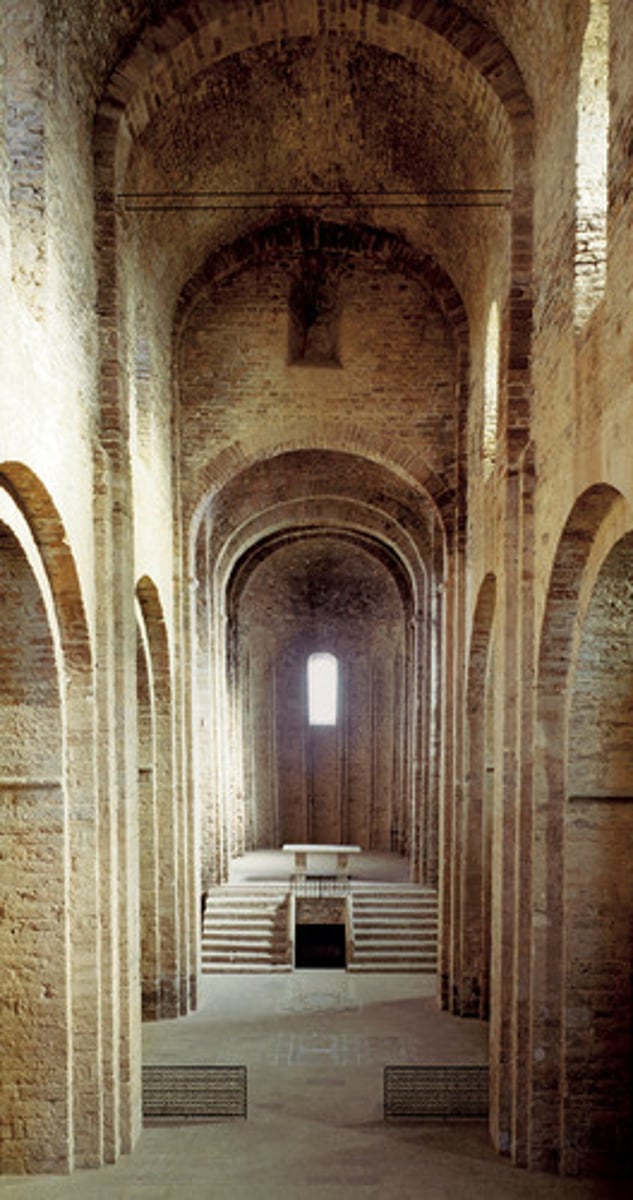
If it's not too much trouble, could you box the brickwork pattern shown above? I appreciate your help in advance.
[1,0,632,1185]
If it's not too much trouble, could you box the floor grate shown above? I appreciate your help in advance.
[142,1064,247,1122]
[384,1065,488,1120]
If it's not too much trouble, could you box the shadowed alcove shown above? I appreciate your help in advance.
[228,530,411,853]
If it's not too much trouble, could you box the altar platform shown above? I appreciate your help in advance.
[228,848,412,886]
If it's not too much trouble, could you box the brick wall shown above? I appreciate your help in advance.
[234,535,408,851]
[0,523,68,1173]
[2,0,633,1184]
[178,252,458,513]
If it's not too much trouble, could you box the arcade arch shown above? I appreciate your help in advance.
[0,470,100,1173]
[190,449,445,890]
[532,484,633,1175]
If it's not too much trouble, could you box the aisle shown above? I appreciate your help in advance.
[0,972,621,1199]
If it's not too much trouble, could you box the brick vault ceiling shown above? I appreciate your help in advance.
[54,0,588,329]
[120,27,512,308]
[58,0,585,113]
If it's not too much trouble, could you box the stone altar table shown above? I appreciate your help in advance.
[282,843,362,880]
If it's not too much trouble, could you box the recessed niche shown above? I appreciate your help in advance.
[288,260,341,367]
[295,923,346,969]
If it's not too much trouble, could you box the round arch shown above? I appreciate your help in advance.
[563,529,633,1176]
[224,528,416,857]
[93,0,534,463]
[0,465,99,1172]
[530,483,630,1173]
[190,447,444,887]
[135,575,192,1019]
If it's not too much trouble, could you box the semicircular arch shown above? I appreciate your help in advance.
[0,461,92,670]
[530,482,632,1169]
[100,0,530,167]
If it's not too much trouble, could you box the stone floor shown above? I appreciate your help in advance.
[0,855,628,1197]
[1,971,627,1198]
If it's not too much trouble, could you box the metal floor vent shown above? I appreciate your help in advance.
[142,1065,247,1122]
[384,1065,489,1120]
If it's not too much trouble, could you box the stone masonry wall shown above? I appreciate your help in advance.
[235,535,408,852]
[177,253,458,518]
[0,524,68,1173]
[2,0,633,1184]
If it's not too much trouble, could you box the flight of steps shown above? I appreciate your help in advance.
[348,886,438,972]
[201,886,292,972]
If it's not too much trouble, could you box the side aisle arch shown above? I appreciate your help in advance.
[531,483,632,1176]
[564,528,633,1176]
[453,572,496,1019]
[135,576,189,1019]
[0,463,100,1173]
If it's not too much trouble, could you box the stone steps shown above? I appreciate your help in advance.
[201,883,438,974]
[348,888,438,973]
[201,887,292,972]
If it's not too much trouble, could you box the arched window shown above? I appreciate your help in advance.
[307,652,338,726]
[483,301,499,478]
[575,0,609,330]
[131,298,153,455]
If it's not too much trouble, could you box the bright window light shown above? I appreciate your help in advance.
[483,300,500,478]
[308,652,338,726]
[575,0,609,330]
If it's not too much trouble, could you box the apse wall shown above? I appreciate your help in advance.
[231,534,410,853]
